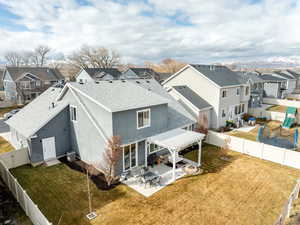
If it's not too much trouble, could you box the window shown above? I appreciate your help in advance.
[245,86,249,95]
[123,143,137,171]
[36,80,41,87]
[137,109,150,129]
[222,90,227,98]
[20,81,30,89]
[221,109,226,118]
[236,88,240,95]
[241,104,245,113]
[70,106,77,122]
[253,83,257,90]
[149,143,159,153]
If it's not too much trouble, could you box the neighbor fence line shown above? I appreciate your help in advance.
[263,97,300,108]
[273,179,300,225]
[206,131,300,170]
[0,149,52,225]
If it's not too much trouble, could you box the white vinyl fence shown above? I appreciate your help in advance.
[0,149,52,225]
[206,131,300,169]
[274,179,300,225]
[263,98,300,108]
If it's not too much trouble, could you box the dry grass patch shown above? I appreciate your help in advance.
[267,105,289,113]
[0,105,23,117]
[11,145,300,225]
[0,136,14,154]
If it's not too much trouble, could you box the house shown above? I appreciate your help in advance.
[75,68,122,83]
[2,67,64,104]
[167,85,213,126]
[260,74,287,99]
[163,64,250,129]
[121,68,160,81]
[6,79,203,178]
[272,71,297,94]
[238,71,265,108]
[285,69,300,88]
[0,68,4,91]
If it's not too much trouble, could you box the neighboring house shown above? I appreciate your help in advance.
[238,71,264,108]
[281,69,300,89]
[0,69,4,91]
[260,74,287,99]
[168,85,213,127]
[121,68,160,81]
[75,68,122,83]
[2,67,64,104]
[272,71,297,94]
[6,79,197,175]
[163,64,250,129]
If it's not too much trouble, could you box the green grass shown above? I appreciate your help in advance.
[11,145,300,225]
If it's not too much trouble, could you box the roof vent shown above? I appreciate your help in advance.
[108,80,113,83]
[146,80,150,83]
[122,80,126,82]
[95,80,100,84]
[136,81,140,84]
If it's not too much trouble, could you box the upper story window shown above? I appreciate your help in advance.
[70,106,77,122]
[20,81,30,89]
[221,109,226,118]
[36,80,41,87]
[137,109,150,129]
[245,86,249,95]
[222,90,227,98]
[236,88,240,96]
[253,83,257,89]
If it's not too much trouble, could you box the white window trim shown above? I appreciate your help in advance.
[221,108,226,118]
[136,108,151,129]
[148,143,165,154]
[123,142,138,172]
[70,105,77,123]
[221,89,227,98]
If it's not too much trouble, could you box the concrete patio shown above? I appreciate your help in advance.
[122,163,188,197]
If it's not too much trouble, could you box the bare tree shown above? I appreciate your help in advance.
[196,113,209,136]
[68,45,121,69]
[98,136,122,187]
[4,51,23,66]
[33,45,51,66]
[219,137,231,159]
[145,58,186,74]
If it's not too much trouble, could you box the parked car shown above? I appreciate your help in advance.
[4,109,20,120]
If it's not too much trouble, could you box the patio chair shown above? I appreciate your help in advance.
[150,176,161,187]
[119,171,130,182]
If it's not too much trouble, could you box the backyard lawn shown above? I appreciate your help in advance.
[0,136,14,154]
[11,144,300,225]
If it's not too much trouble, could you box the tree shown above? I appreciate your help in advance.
[196,113,209,136]
[98,136,122,187]
[68,45,121,69]
[219,137,231,159]
[145,58,186,74]
[4,51,23,66]
[33,45,51,66]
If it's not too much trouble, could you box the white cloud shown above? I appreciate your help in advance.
[0,0,300,64]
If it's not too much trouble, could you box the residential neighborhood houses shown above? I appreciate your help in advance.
[2,62,300,224]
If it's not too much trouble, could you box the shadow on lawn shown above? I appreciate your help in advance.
[59,157,119,191]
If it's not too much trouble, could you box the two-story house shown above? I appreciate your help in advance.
[75,68,122,83]
[272,71,297,94]
[260,74,287,99]
[2,67,64,104]
[163,64,250,129]
[6,79,201,176]
[238,71,265,108]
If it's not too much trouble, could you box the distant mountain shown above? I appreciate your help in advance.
[223,56,300,70]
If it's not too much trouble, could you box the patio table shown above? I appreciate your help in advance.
[141,171,159,187]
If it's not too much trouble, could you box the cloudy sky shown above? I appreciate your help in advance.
[0,0,300,64]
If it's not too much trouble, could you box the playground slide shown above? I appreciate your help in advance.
[282,117,294,128]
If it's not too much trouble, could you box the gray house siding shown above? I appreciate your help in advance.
[3,71,17,102]
[112,104,168,145]
[29,106,71,163]
[263,82,281,98]
[63,90,112,165]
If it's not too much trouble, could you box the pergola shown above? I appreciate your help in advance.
[146,128,206,181]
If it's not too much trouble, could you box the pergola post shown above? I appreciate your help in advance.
[145,141,148,167]
[172,150,176,181]
[198,141,202,167]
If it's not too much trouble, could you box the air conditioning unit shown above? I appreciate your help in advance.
[67,152,76,162]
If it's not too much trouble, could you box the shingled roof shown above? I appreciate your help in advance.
[190,64,246,87]
[5,67,64,81]
[83,68,122,80]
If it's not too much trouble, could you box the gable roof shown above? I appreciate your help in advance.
[286,69,300,78]
[173,86,212,110]
[237,71,264,83]
[273,71,296,80]
[5,67,64,81]
[68,80,169,112]
[83,68,122,80]
[6,87,68,138]
[129,68,159,79]
[190,64,246,87]
[259,74,286,81]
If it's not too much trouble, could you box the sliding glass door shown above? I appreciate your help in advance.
[123,143,138,171]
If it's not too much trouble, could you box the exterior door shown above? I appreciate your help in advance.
[123,143,138,171]
[42,137,56,161]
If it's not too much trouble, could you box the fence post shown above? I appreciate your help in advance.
[282,149,287,166]
[242,139,245,154]
[23,190,29,216]
[14,178,18,201]
[261,143,264,159]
